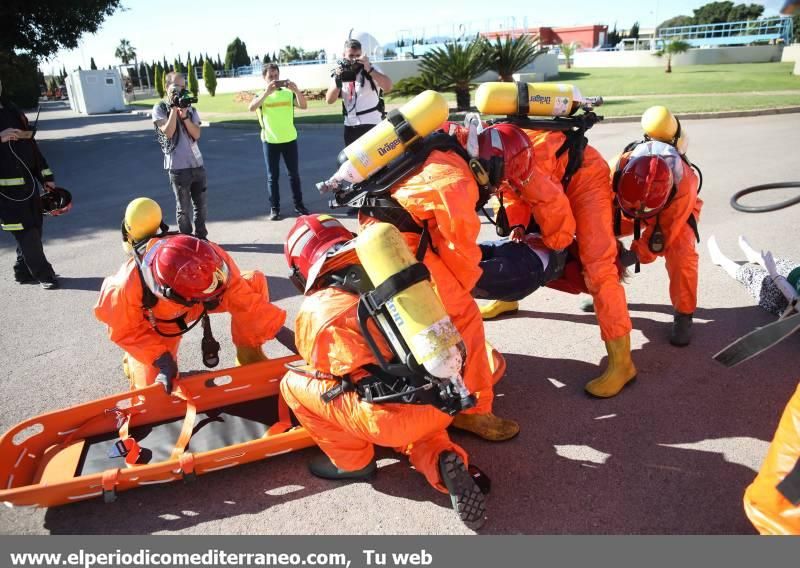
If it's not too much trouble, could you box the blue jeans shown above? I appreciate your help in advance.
[168,167,208,239]
[473,239,563,301]
[262,140,304,211]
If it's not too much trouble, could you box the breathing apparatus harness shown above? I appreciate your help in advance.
[122,225,221,368]
[611,135,703,273]
[485,107,604,237]
[299,260,474,415]
[330,111,497,259]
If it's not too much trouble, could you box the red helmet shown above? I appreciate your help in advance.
[285,215,355,293]
[141,235,229,305]
[478,124,533,191]
[41,187,72,216]
[617,155,674,219]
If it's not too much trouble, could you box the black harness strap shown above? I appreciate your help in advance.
[777,457,800,506]
[517,82,529,115]
[366,263,431,311]
[387,109,419,144]
[555,130,588,190]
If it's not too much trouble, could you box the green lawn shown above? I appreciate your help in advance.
[556,63,800,97]
[131,63,800,123]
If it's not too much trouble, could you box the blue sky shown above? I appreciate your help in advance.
[44,0,786,74]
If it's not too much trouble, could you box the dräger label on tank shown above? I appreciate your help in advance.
[377,137,402,157]
[529,94,552,105]
[410,317,462,367]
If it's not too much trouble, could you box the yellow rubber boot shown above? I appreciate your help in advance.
[480,300,519,320]
[122,353,134,390]
[235,345,269,366]
[452,412,520,441]
[584,334,637,398]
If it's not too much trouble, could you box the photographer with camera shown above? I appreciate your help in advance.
[325,39,393,146]
[248,63,310,221]
[152,72,208,239]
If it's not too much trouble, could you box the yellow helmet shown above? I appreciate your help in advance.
[124,198,162,242]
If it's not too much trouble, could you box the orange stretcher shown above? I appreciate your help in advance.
[0,356,314,508]
[0,347,507,509]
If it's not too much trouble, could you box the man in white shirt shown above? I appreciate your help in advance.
[325,39,393,146]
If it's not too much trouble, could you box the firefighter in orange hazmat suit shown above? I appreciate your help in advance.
[95,199,286,391]
[280,214,488,530]
[355,124,537,439]
[744,383,800,535]
[481,129,636,398]
[611,139,702,347]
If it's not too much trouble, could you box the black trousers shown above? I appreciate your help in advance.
[343,124,377,146]
[262,140,304,211]
[1,191,54,281]
[12,225,54,281]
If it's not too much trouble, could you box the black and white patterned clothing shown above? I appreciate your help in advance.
[736,258,798,315]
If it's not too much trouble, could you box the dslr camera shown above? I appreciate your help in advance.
[334,59,364,82]
[170,88,198,109]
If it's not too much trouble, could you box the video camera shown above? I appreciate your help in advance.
[334,59,364,82]
[170,88,198,109]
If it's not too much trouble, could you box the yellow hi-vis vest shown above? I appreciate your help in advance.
[256,88,297,144]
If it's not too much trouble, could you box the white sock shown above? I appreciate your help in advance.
[738,235,763,266]
[708,236,740,279]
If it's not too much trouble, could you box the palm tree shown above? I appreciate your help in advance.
[115,39,137,64]
[656,39,692,73]
[488,34,544,81]
[419,37,491,111]
[559,42,579,70]
[388,72,450,99]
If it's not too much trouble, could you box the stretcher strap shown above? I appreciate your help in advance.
[178,452,196,480]
[170,386,197,460]
[266,393,293,436]
[101,468,121,503]
[116,414,141,468]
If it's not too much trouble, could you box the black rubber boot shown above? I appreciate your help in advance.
[438,452,487,530]
[670,312,693,347]
[309,454,376,481]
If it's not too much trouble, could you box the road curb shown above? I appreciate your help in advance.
[599,106,800,123]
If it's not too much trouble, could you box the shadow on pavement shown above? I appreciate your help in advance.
[54,276,105,292]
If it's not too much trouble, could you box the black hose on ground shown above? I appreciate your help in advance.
[730,182,800,213]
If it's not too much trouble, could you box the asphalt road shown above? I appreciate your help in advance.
[0,102,798,535]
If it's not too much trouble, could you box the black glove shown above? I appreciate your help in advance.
[154,352,178,394]
[619,247,639,268]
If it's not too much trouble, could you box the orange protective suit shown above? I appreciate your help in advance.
[613,150,703,315]
[518,130,632,341]
[744,382,800,535]
[281,287,467,491]
[358,150,494,413]
[94,240,286,388]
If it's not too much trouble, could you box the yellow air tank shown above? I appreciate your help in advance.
[317,90,449,192]
[475,82,602,117]
[641,105,689,155]
[356,222,467,382]
[122,197,163,253]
